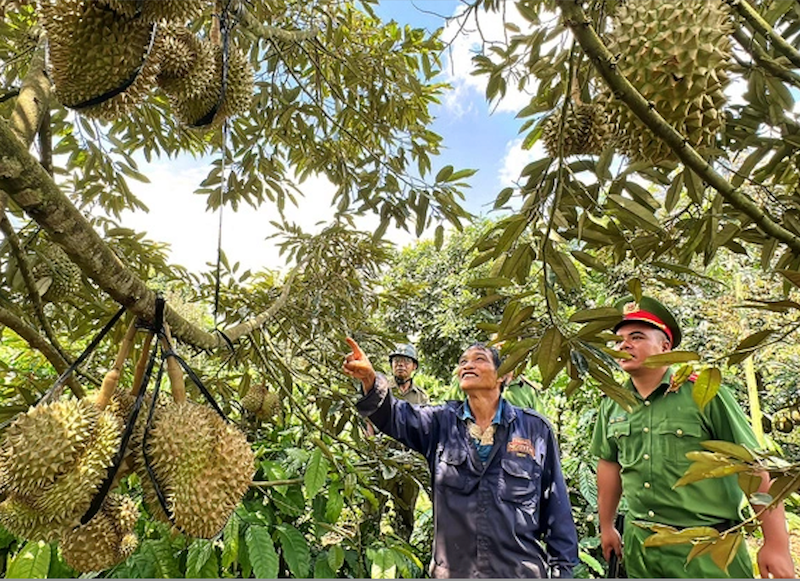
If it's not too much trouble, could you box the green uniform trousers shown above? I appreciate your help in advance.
[623,524,753,578]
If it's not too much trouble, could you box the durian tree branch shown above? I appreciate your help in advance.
[557,0,800,256]
[0,215,72,363]
[726,0,800,70]
[732,28,800,89]
[0,305,84,397]
[0,121,299,352]
[8,43,49,150]
[0,89,19,105]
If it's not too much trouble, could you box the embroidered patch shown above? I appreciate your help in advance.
[507,437,535,459]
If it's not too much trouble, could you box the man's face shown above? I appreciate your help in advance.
[614,322,671,373]
[457,346,502,393]
[391,355,417,380]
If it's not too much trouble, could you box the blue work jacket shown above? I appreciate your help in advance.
[357,374,578,578]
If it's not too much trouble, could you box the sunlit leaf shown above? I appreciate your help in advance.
[701,441,754,463]
[692,368,721,413]
[642,351,699,367]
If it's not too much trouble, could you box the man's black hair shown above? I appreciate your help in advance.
[465,342,502,370]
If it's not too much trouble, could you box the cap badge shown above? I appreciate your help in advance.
[623,301,639,315]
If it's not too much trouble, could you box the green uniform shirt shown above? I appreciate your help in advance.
[590,368,759,527]
[389,377,429,405]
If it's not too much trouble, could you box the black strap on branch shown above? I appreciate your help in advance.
[80,332,159,525]
[190,0,233,127]
[43,304,128,405]
[141,352,177,526]
[65,19,158,111]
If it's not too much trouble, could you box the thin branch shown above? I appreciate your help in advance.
[557,0,800,255]
[732,28,800,89]
[0,306,84,397]
[0,216,71,361]
[0,89,19,104]
[727,0,800,70]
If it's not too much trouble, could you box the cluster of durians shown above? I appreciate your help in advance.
[241,382,282,423]
[38,0,253,127]
[541,0,732,164]
[0,323,255,573]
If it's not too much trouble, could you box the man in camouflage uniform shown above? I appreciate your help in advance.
[591,296,794,578]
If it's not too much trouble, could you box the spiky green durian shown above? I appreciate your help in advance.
[240,383,265,414]
[40,0,160,120]
[98,0,209,23]
[603,0,732,163]
[542,103,609,157]
[60,494,139,572]
[31,243,82,303]
[156,30,216,99]
[257,390,281,421]
[165,42,253,127]
[0,399,122,540]
[139,401,254,537]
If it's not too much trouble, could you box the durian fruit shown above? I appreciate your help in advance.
[31,242,82,303]
[60,493,139,573]
[39,0,160,120]
[155,27,216,99]
[542,103,609,157]
[140,400,255,537]
[240,382,265,414]
[164,41,254,127]
[603,0,733,163]
[98,0,210,23]
[0,399,122,540]
[258,390,281,421]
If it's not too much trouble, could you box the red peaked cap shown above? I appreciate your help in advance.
[612,295,682,348]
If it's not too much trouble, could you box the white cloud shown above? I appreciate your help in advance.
[439,5,559,115]
[498,136,545,186]
[119,160,430,273]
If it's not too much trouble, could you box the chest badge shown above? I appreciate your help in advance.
[507,437,535,459]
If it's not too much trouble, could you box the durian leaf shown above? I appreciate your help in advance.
[305,448,329,500]
[709,533,743,574]
[198,550,220,579]
[246,525,279,579]
[692,368,721,413]
[327,545,345,573]
[641,351,699,367]
[145,538,181,579]
[187,539,215,578]
[222,514,240,569]
[277,524,310,578]
[7,541,50,579]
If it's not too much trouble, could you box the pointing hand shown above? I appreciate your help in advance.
[343,337,376,391]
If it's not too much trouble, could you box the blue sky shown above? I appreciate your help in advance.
[121,1,535,272]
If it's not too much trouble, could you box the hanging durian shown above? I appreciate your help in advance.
[138,329,254,538]
[603,0,733,163]
[0,399,122,541]
[60,494,139,573]
[155,28,216,99]
[39,0,160,120]
[241,383,281,421]
[31,242,82,303]
[164,41,254,127]
[542,102,609,158]
[98,0,210,23]
[241,382,266,414]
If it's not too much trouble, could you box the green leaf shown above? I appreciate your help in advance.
[494,187,514,209]
[738,472,763,498]
[246,525,279,579]
[7,541,51,579]
[607,194,662,231]
[314,555,336,578]
[641,351,699,367]
[277,524,310,578]
[777,269,800,289]
[727,329,773,366]
[221,516,240,569]
[568,307,621,324]
[187,539,215,579]
[709,533,743,574]
[570,250,608,273]
[467,276,514,289]
[305,448,328,500]
[327,545,345,573]
[369,547,396,579]
[537,326,563,387]
[701,441,754,463]
[434,225,444,250]
[627,278,642,302]
[435,165,453,182]
[643,526,720,547]
[692,368,721,413]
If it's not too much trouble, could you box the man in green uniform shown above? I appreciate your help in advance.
[591,296,794,578]
[367,344,429,540]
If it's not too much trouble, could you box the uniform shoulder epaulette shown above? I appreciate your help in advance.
[688,373,698,382]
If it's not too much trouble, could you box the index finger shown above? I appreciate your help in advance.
[345,337,364,358]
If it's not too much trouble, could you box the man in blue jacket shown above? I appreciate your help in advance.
[343,338,578,578]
